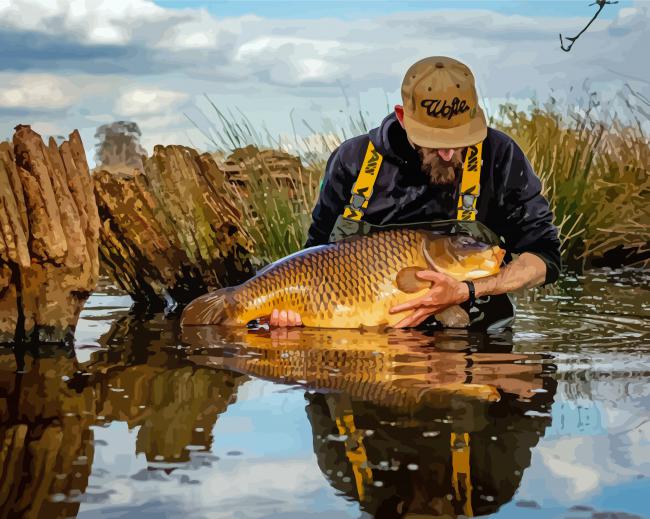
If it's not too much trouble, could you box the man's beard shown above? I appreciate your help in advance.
[415,145,463,185]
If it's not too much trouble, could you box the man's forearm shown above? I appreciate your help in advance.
[472,252,548,298]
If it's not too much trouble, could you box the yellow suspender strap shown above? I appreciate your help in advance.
[451,432,474,517]
[339,139,479,222]
[326,394,373,502]
[342,140,383,222]
[335,412,373,502]
[457,141,483,221]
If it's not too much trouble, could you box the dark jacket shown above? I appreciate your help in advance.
[305,112,561,285]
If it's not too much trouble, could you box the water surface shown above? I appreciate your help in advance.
[0,269,648,519]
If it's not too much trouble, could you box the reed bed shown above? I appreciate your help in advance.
[493,100,649,270]
[199,96,649,271]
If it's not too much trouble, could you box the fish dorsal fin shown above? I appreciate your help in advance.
[396,266,429,293]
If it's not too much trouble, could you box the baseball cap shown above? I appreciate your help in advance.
[400,56,487,149]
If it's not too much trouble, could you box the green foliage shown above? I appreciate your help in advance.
[223,160,322,266]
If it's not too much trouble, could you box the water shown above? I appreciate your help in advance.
[0,269,648,519]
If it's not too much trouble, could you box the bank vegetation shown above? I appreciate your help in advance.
[210,97,649,271]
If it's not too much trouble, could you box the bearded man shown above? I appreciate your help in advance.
[269,56,561,330]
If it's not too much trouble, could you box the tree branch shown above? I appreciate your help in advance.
[559,0,618,52]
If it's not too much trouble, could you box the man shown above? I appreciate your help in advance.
[269,56,561,329]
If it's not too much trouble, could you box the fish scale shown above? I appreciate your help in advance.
[181,229,505,329]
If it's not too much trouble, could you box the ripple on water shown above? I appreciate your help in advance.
[0,269,648,519]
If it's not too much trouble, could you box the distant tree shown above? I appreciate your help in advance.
[94,121,147,171]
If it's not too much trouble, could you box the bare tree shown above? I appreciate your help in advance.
[94,121,147,172]
[560,0,619,52]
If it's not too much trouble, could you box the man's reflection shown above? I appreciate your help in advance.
[184,325,556,518]
[306,378,555,518]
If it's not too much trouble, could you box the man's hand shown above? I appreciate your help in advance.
[389,271,469,328]
[389,252,548,328]
[268,309,303,327]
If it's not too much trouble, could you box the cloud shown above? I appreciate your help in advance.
[114,87,189,117]
[154,13,228,51]
[1,1,649,93]
[234,36,346,85]
[0,0,169,45]
[0,74,78,111]
[0,1,648,153]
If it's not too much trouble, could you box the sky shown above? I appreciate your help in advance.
[0,0,648,165]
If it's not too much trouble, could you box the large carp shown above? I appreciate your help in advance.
[180,229,505,329]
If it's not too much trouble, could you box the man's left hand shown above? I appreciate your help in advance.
[389,270,469,328]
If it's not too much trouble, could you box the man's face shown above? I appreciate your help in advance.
[408,137,464,185]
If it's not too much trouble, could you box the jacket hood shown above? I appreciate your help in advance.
[368,112,419,166]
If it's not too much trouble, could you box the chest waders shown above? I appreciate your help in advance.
[323,142,500,512]
[326,140,515,331]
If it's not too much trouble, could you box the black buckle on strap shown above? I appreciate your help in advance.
[350,193,367,210]
[461,193,477,211]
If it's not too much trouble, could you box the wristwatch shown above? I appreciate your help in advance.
[462,280,476,308]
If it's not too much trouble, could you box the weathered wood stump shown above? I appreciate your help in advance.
[0,126,99,344]
[93,145,254,308]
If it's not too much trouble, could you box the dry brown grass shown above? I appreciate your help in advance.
[494,102,650,269]
[207,100,649,270]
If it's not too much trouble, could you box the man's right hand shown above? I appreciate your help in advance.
[269,309,303,327]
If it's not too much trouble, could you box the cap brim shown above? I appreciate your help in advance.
[402,108,487,148]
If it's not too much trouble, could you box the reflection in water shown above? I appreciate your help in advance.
[2,270,647,518]
[0,317,245,519]
[0,348,93,519]
[82,317,245,464]
[182,325,557,518]
[0,314,557,519]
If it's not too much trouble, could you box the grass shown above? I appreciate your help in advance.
[493,96,649,270]
[196,93,649,271]
[222,159,323,266]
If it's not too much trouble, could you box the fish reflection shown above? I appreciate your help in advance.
[0,317,245,519]
[183,325,556,518]
[183,326,551,406]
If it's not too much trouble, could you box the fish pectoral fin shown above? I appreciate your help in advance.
[434,305,470,328]
[395,266,429,293]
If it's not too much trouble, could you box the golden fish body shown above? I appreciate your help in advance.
[181,229,505,329]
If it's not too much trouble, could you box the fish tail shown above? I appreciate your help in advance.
[181,287,236,326]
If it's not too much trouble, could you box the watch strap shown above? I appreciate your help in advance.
[463,280,476,308]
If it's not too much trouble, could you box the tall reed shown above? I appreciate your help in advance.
[494,100,649,269]
[197,96,649,270]
[223,159,322,266]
